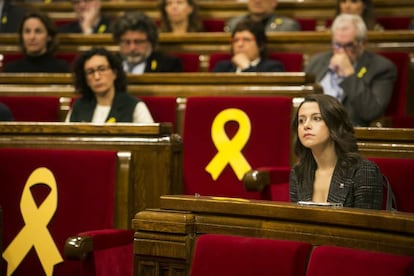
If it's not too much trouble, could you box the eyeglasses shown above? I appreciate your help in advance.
[72,0,95,5]
[84,65,111,77]
[231,37,255,44]
[120,39,148,46]
[332,41,358,51]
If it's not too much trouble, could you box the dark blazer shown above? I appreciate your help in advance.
[0,2,26,33]
[225,14,301,33]
[69,93,139,123]
[289,159,383,210]
[3,53,70,73]
[0,103,13,121]
[58,16,112,34]
[305,50,397,126]
[143,51,183,73]
[212,58,285,73]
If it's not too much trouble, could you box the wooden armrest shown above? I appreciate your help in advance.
[64,235,93,261]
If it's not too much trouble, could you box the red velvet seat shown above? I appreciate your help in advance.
[368,157,414,213]
[377,16,412,30]
[295,18,317,31]
[170,52,200,72]
[138,96,177,131]
[306,245,414,276]
[190,234,313,276]
[377,51,410,127]
[0,95,61,122]
[202,18,225,32]
[0,148,133,276]
[208,52,303,72]
[182,96,292,200]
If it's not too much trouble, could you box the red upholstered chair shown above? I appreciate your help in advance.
[208,52,303,72]
[377,51,410,127]
[0,95,61,122]
[368,157,414,213]
[202,18,226,32]
[295,18,317,31]
[170,52,200,72]
[0,148,133,276]
[182,96,292,200]
[377,16,412,30]
[190,234,313,276]
[306,245,414,276]
[138,96,178,132]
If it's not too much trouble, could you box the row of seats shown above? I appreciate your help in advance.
[190,234,414,276]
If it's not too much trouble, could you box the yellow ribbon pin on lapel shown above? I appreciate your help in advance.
[3,167,63,276]
[205,108,252,180]
[357,66,367,78]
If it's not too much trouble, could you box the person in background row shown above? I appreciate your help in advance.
[225,0,301,33]
[0,103,13,121]
[112,11,183,74]
[0,0,27,33]
[3,11,70,73]
[335,0,383,31]
[67,47,154,123]
[290,94,384,210]
[159,0,203,33]
[305,14,396,126]
[59,0,111,34]
[212,19,284,73]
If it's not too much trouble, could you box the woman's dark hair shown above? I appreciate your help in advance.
[231,18,267,59]
[73,47,127,98]
[112,12,159,48]
[292,94,361,185]
[335,0,377,30]
[159,0,203,32]
[18,11,58,54]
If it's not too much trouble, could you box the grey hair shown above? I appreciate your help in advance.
[331,14,367,43]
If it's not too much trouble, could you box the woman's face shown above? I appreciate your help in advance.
[339,0,364,16]
[22,17,50,55]
[297,102,331,150]
[165,0,193,24]
[84,55,117,97]
[232,30,260,61]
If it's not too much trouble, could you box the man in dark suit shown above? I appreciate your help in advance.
[0,0,27,33]
[212,19,284,73]
[305,13,397,126]
[111,11,182,74]
[58,0,111,34]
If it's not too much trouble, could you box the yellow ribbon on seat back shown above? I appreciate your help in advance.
[205,108,252,180]
[2,167,63,276]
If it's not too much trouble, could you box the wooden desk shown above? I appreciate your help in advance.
[0,122,182,229]
[132,195,414,275]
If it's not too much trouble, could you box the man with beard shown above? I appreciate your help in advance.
[112,11,183,74]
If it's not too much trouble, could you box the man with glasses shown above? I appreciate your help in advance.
[59,0,111,34]
[111,11,182,74]
[305,14,396,126]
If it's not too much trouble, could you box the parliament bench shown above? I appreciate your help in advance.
[133,195,414,275]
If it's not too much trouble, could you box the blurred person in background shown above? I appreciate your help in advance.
[159,0,203,33]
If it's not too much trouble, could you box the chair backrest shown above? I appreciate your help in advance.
[0,148,118,275]
[208,52,303,72]
[376,51,409,119]
[295,18,317,31]
[0,95,61,122]
[170,52,200,72]
[190,234,313,276]
[306,245,414,276]
[182,96,292,199]
[138,96,178,132]
[377,16,412,30]
[368,157,414,213]
[202,18,225,32]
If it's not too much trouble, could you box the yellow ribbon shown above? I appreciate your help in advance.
[151,60,157,70]
[357,66,367,78]
[3,167,63,276]
[98,24,107,33]
[2,15,7,24]
[205,108,252,180]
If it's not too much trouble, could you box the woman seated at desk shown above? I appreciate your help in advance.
[66,47,153,124]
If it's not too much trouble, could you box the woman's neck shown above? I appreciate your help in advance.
[95,88,115,106]
[170,20,189,34]
[312,141,337,171]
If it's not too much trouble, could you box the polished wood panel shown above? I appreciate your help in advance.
[132,195,414,275]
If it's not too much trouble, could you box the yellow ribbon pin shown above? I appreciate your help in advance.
[151,60,157,70]
[205,108,252,180]
[357,66,367,78]
[98,24,107,33]
[106,117,116,123]
[2,15,7,24]
[3,167,63,276]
